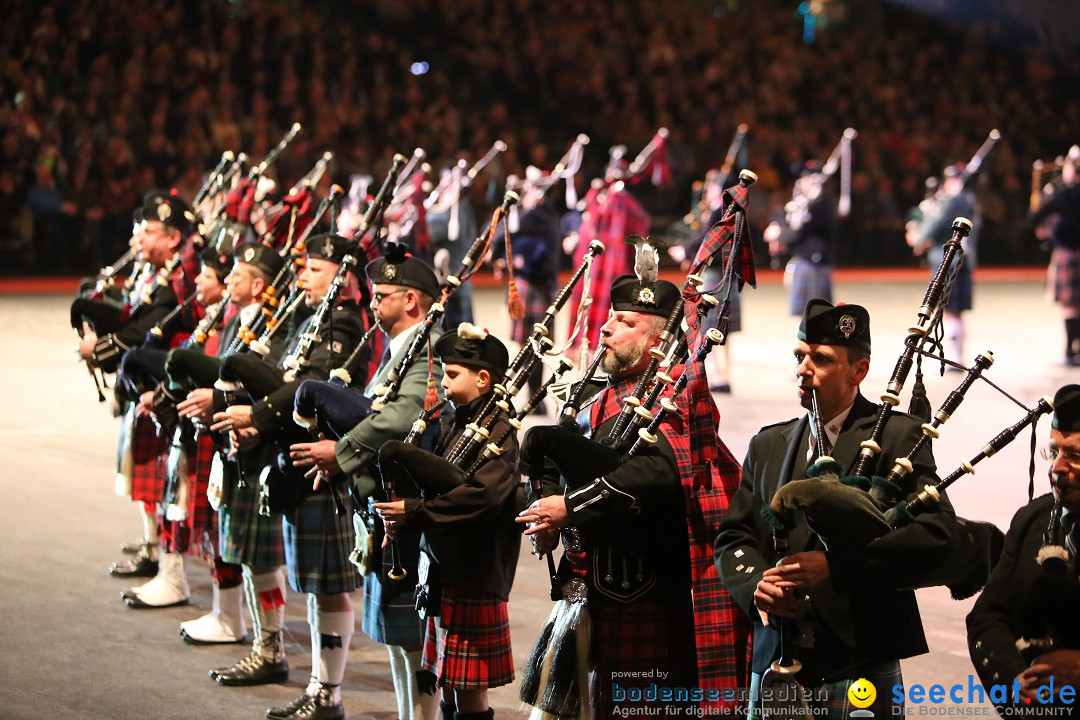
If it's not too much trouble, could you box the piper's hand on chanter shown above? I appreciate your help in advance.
[77,322,98,362]
[754,574,796,625]
[210,405,253,433]
[177,388,214,424]
[517,496,569,535]
[530,527,559,556]
[289,439,340,475]
[1024,650,1080,691]
[136,390,155,418]
[233,426,260,452]
[772,551,831,588]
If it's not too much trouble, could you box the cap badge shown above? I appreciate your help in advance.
[635,286,656,306]
[838,314,856,339]
[324,239,335,258]
[382,263,397,280]
[156,202,171,222]
[244,247,256,262]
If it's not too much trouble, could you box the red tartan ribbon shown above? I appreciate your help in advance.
[690,183,755,290]
[224,178,252,223]
[261,187,314,250]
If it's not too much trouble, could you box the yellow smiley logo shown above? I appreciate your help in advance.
[848,678,877,709]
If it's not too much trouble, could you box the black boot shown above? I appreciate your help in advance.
[440,699,457,720]
[214,631,289,686]
[266,688,315,720]
[288,683,344,720]
[109,544,159,578]
[454,709,495,720]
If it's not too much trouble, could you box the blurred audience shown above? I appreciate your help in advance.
[1,0,1077,273]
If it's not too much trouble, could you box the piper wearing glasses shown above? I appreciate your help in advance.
[968,384,1080,716]
[290,251,445,720]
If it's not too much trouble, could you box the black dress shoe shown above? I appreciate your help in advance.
[288,686,344,720]
[109,555,158,578]
[215,654,289,686]
[266,692,314,720]
[119,540,146,555]
[123,593,189,609]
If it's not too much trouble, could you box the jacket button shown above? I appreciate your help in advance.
[975,641,982,649]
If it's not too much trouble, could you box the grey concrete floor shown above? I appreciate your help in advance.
[0,275,1072,719]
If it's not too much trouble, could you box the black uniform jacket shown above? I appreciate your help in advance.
[534,377,691,603]
[715,393,956,683]
[404,395,522,601]
[250,299,367,439]
[967,494,1080,702]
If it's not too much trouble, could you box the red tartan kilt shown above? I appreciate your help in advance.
[421,585,514,690]
[130,413,170,504]
[185,433,219,556]
[590,587,697,716]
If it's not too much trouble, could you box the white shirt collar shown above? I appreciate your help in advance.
[385,320,424,366]
[809,401,854,456]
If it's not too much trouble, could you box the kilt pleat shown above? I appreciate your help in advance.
[129,413,170,504]
[282,486,360,595]
[218,454,285,568]
[362,568,424,649]
[1052,247,1080,307]
[185,433,218,557]
[421,585,514,690]
[591,587,697,717]
[785,258,832,316]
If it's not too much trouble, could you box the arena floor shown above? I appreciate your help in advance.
[0,272,1071,719]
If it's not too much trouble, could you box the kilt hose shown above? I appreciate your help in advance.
[218,454,285,569]
[130,412,170,505]
[422,584,514,690]
[591,585,698,718]
[282,479,360,595]
[1052,246,1080,307]
[785,257,832,316]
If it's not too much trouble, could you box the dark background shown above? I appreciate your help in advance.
[2,0,1078,274]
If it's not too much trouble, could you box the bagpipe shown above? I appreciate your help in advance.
[370,190,520,409]
[524,169,758,481]
[281,158,407,383]
[517,171,756,719]
[425,140,507,244]
[783,127,856,231]
[908,129,999,253]
[213,156,407,447]
[202,123,303,254]
[684,123,749,232]
[442,238,605,469]
[286,188,520,461]
[230,184,344,357]
[763,217,1053,602]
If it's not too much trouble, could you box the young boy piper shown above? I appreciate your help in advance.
[374,323,521,720]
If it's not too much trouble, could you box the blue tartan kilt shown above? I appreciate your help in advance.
[1052,247,1080,307]
[941,263,973,312]
[361,524,425,649]
[218,457,285,568]
[283,480,360,595]
[786,258,833,316]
